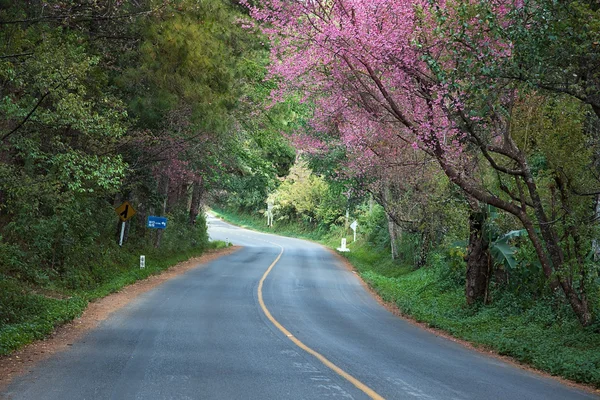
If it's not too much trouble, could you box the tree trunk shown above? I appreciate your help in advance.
[562,286,593,326]
[593,194,600,261]
[386,212,398,260]
[464,208,490,305]
[155,175,169,248]
[345,208,349,231]
[416,231,429,269]
[137,199,147,234]
[520,167,593,326]
[434,147,594,325]
[167,181,178,213]
[382,181,401,260]
[188,181,202,225]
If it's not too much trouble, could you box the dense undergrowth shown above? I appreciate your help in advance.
[0,212,226,356]
[213,207,600,387]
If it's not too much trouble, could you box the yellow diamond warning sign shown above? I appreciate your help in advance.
[115,201,136,222]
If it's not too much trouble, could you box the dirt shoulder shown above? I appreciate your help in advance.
[0,246,240,392]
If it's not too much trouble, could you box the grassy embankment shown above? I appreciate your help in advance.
[212,207,600,388]
[0,236,229,356]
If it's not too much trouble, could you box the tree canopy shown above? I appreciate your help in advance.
[247,0,600,326]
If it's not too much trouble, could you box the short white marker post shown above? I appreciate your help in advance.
[140,255,145,269]
[337,238,350,252]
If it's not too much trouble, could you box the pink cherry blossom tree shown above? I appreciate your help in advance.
[249,0,596,325]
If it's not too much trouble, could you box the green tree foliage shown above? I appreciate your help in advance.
[268,161,331,225]
[0,0,286,348]
[231,0,600,326]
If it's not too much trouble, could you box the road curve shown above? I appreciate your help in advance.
[2,215,597,399]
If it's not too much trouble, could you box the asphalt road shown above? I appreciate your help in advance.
[3,214,597,399]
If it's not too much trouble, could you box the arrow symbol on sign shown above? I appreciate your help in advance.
[115,201,136,222]
[120,205,129,220]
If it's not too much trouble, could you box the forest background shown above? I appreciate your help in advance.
[0,0,295,356]
[2,0,600,388]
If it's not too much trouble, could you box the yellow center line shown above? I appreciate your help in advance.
[258,243,385,400]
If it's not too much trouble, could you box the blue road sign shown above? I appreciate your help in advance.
[147,216,168,229]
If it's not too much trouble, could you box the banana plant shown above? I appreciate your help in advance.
[452,205,527,270]
[489,229,527,270]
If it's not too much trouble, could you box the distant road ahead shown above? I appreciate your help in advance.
[3,214,596,399]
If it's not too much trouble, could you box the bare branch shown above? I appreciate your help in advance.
[1,92,50,142]
[0,52,34,59]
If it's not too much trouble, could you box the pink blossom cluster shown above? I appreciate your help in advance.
[246,0,516,182]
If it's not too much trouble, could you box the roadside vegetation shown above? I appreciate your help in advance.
[0,0,294,355]
[0,211,231,356]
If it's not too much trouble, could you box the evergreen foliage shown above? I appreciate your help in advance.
[0,0,285,352]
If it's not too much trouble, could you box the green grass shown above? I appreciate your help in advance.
[0,240,228,355]
[362,268,600,386]
[214,208,600,388]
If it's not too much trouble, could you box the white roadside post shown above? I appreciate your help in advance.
[337,238,350,252]
[140,255,146,269]
[350,220,358,242]
[267,200,274,227]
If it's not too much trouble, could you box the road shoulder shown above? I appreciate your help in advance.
[0,246,240,392]
[328,248,600,397]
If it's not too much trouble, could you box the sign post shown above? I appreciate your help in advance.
[119,222,126,247]
[350,220,358,242]
[115,201,136,247]
[140,255,145,269]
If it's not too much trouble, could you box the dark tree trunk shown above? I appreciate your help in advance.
[123,219,131,244]
[520,165,593,326]
[592,194,600,261]
[167,181,179,212]
[137,199,147,234]
[155,175,169,248]
[416,231,429,269]
[434,147,594,325]
[386,212,399,260]
[464,208,490,305]
[188,181,203,225]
